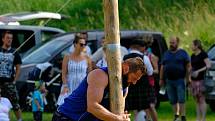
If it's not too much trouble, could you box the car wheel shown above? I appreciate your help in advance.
[209,102,215,112]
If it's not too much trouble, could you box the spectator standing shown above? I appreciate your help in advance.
[190,39,211,121]
[32,81,46,121]
[91,37,128,66]
[52,57,146,121]
[0,31,22,121]
[0,88,13,121]
[57,33,93,105]
[159,36,191,121]
[69,32,92,56]
[123,39,154,121]
[95,37,107,68]
[143,35,159,121]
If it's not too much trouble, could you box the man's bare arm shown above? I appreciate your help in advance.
[87,69,129,121]
[62,55,69,84]
[159,65,164,86]
[14,64,21,82]
[186,62,191,83]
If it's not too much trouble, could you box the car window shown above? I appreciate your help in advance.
[208,46,215,60]
[23,35,73,64]
[50,46,70,70]
[41,31,60,42]
[0,30,35,54]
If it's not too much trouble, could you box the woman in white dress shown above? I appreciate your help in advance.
[57,33,92,105]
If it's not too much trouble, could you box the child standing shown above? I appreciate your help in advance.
[32,81,46,121]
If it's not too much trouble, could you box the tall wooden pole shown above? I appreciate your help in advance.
[103,0,124,114]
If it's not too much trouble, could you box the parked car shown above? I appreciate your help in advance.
[0,12,66,56]
[17,30,168,111]
[205,44,215,111]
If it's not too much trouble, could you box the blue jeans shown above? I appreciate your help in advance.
[166,79,185,104]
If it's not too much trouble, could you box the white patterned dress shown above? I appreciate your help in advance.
[57,59,88,106]
[67,59,88,94]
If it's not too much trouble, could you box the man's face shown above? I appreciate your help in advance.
[2,33,13,47]
[126,70,143,85]
[139,46,146,53]
[169,38,178,51]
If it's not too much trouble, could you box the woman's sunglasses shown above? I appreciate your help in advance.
[79,43,87,47]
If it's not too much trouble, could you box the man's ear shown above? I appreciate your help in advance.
[122,63,129,74]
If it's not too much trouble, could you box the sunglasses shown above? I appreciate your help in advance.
[79,43,87,47]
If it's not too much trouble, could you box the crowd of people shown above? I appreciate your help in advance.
[0,30,211,121]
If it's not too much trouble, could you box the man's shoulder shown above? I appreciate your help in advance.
[0,97,11,104]
[88,69,108,86]
[178,48,188,54]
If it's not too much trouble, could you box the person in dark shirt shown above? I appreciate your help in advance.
[159,36,191,121]
[190,39,211,121]
[0,31,22,121]
[124,39,157,121]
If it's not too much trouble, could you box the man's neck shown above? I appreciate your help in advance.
[2,45,11,50]
[194,49,201,55]
[170,48,179,53]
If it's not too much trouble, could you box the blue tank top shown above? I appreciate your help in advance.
[58,67,112,121]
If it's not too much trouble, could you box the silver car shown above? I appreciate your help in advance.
[205,45,215,111]
[0,12,66,56]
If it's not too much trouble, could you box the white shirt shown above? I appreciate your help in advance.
[0,97,12,121]
[96,57,107,68]
[129,50,153,76]
[91,46,128,63]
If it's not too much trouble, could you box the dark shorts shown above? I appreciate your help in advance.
[52,111,74,121]
[148,85,157,104]
[52,111,99,121]
[33,111,42,121]
[0,82,20,110]
[166,79,186,104]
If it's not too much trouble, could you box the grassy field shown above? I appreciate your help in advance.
[10,96,215,121]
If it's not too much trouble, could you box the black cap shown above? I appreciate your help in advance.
[131,39,146,46]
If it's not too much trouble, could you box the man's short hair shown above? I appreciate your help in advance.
[170,36,180,43]
[124,57,146,74]
[2,31,13,38]
[131,39,146,47]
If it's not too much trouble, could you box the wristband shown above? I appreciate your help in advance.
[62,84,68,88]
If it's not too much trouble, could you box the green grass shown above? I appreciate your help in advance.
[131,96,215,121]
[157,98,215,121]
[10,112,53,121]
[10,96,215,121]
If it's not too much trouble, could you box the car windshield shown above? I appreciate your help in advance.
[208,46,215,60]
[23,34,74,64]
